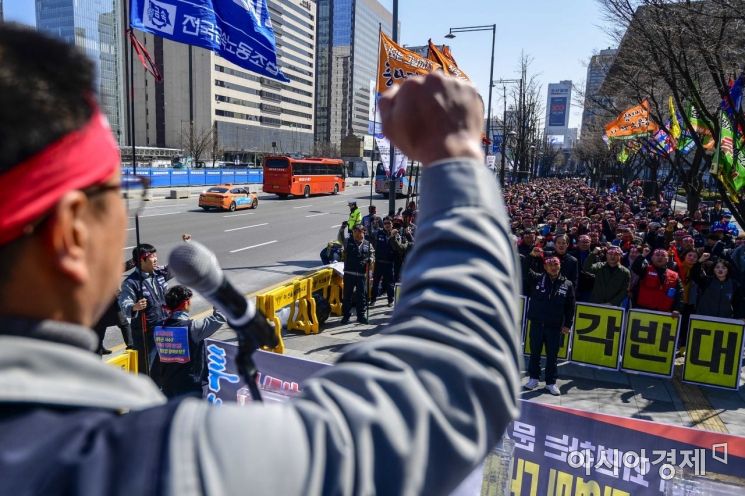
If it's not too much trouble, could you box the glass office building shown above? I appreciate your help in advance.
[315,0,392,149]
[36,0,124,144]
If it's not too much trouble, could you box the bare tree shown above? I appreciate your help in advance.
[596,0,745,223]
[507,53,544,181]
[209,122,223,167]
[181,122,215,166]
[312,140,341,158]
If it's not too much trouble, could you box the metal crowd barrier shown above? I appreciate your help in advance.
[255,267,343,354]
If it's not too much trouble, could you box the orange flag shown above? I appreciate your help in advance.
[427,40,470,81]
[376,32,441,92]
[604,100,658,141]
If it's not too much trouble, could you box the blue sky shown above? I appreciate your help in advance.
[4,0,612,128]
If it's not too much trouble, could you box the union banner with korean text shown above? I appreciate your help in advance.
[570,303,625,370]
[683,316,745,390]
[621,309,680,377]
[130,0,288,82]
[604,100,658,141]
[205,339,745,495]
[376,32,441,92]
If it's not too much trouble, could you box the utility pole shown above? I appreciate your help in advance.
[388,0,399,216]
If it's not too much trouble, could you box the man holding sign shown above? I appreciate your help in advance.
[155,286,226,398]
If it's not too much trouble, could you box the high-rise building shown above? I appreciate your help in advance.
[580,48,617,137]
[545,81,572,134]
[36,0,126,144]
[0,0,4,22]
[315,0,392,152]
[128,0,317,160]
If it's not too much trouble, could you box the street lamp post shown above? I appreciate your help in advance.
[495,79,521,188]
[445,24,496,160]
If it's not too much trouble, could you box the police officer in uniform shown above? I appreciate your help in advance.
[524,254,575,396]
[346,200,362,234]
[371,217,405,307]
[338,223,375,324]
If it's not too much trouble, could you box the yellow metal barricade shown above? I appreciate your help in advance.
[288,278,319,335]
[256,281,297,354]
[252,267,345,353]
[328,273,343,316]
[105,349,138,374]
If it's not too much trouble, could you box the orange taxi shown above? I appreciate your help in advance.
[198,184,259,212]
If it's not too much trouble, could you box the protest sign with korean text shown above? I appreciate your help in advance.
[570,303,625,370]
[153,326,190,363]
[621,309,680,377]
[683,315,745,390]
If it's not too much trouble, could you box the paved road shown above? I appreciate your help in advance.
[122,184,411,310]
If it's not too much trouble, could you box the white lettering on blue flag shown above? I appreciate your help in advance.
[130,0,289,82]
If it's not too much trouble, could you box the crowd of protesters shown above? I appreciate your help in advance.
[506,178,745,394]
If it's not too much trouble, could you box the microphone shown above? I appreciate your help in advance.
[168,241,278,351]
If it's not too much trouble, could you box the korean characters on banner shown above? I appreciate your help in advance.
[509,401,745,495]
[621,310,680,378]
[683,316,745,390]
[376,32,441,93]
[569,303,625,370]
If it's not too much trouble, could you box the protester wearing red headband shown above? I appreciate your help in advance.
[524,252,576,396]
[0,26,521,495]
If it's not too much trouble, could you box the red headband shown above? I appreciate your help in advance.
[0,108,120,245]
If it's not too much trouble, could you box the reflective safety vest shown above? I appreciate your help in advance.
[636,265,678,311]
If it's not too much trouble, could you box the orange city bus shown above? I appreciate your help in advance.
[263,156,346,198]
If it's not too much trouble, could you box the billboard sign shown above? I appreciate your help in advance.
[549,96,568,127]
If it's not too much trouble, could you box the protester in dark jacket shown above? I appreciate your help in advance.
[525,253,575,396]
[696,260,745,319]
[155,286,226,398]
[583,246,631,307]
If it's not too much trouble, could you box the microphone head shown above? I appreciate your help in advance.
[168,241,223,295]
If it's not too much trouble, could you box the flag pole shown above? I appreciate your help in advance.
[388,0,398,216]
[126,1,149,377]
[370,23,382,208]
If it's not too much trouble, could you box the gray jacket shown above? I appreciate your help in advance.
[0,160,521,495]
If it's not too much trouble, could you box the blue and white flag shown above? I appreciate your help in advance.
[130,0,289,82]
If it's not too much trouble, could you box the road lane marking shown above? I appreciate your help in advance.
[333,200,347,204]
[230,240,278,253]
[223,212,254,217]
[292,204,313,209]
[140,203,189,210]
[126,228,136,231]
[224,223,269,232]
[129,211,183,219]
[305,213,329,218]
[123,245,135,250]
[330,224,341,228]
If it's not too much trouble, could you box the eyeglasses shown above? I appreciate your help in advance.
[119,175,150,217]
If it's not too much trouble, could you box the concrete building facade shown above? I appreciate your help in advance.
[580,48,617,137]
[128,0,317,161]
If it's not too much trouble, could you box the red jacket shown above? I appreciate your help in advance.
[636,265,679,311]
